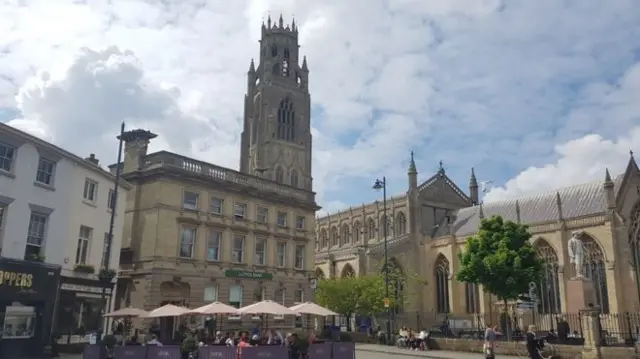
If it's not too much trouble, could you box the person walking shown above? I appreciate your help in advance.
[526,325,542,359]
[483,324,501,359]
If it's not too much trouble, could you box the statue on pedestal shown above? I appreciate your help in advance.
[568,231,585,278]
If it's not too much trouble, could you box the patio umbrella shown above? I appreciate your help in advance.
[146,304,190,318]
[238,300,297,316]
[188,301,240,315]
[289,302,338,316]
[103,307,148,318]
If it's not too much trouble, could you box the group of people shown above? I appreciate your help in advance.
[395,327,429,351]
[483,323,548,359]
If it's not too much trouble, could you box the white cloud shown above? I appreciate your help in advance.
[485,63,640,201]
[0,0,639,208]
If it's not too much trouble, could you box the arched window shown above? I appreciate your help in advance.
[582,235,610,313]
[367,218,376,239]
[330,227,338,247]
[383,258,405,313]
[535,239,561,314]
[275,167,284,183]
[277,99,295,142]
[284,48,290,59]
[271,45,278,57]
[315,268,325,280]
[352,222,361,243]
[629,202,640,300]
[395,212,407,235]
[341,225,350,246]
[290,169,299,187]
[320,229,328,248]
[380,215,391,237]
[465,283,480,313]
[435,255,450,314]
[341,264,355,277]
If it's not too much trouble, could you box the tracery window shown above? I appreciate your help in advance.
[352,222,361,243]
[582,235,610,313]
[330,227,338,247]
[367,218,375,240]
[277,99,295,142]
[535,239,561,314]
[395,212,407,235]
[341,225,349,246]
[435,255,450,314]
[630,202,640,304]
[465,283,480,314]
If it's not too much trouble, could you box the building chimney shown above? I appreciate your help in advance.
[85,153,99,165]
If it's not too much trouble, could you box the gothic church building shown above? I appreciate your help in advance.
[314,153,640,328]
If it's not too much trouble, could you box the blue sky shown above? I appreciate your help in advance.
[1,0,640,214]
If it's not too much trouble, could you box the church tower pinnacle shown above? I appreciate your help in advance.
[239,15,312,191]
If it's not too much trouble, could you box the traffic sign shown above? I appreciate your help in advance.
[383,298,390,308]
[516,302,535,309]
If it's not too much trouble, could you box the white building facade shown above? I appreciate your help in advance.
[0,123,129,340]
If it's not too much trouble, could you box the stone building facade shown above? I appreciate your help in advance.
[314,153,640,328]
[115,16,319,331]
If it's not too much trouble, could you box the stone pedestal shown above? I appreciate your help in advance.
[580,307,602,359]
[566,276,598,313]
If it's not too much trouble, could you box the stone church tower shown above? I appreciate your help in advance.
[239,15,312,191]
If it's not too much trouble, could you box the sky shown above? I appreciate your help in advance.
[1,0,640,215]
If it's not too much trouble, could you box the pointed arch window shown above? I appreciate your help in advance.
[395,212,407,235]
[353,222,361,243]
[535,239,561,314]
[277,99,295,142]
[341,225,350,246]
[290,169,299,187]
[367,218,376,240]
[330,227,338,247]
[341,264,355,278]
[465,283,480,313]
[435,255,450,314]
[631,202,640,304]
[271,45,278,57]
[380,215,391,237]
[320,229,328,248]
[284,48,290,59]
[582,235,610,313]
[275,167,284,183]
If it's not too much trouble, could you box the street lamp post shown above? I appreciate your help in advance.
[373,177,392,345]
[97,122,125,342]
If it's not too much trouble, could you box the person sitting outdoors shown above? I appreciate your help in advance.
[416,329,428,351]
[396,326,409,347]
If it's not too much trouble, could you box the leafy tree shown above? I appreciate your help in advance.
[315,275,386,330]
[457,215,543,337]
[375,261,424,311]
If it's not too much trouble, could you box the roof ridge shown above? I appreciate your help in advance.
[481,172,623,207]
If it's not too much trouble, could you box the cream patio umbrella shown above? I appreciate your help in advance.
[289,302,338,316]
[103,307,149,318]
[188,301,240,315]
[239,300,297,330]
[146,304,190,318]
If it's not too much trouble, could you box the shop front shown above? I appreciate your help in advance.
[0,258,61,359]
[55,275,113,344]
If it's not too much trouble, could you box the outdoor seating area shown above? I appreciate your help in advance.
[82,300,350,359]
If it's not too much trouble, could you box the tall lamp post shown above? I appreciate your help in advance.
[372,177,392,345]
[97,122,125,342]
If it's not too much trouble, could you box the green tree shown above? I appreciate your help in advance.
[315,275,386,330]
[457,215,543,337]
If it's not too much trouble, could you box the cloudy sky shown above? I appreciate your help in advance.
[1,0,639,214]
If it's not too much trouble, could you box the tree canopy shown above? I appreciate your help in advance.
[315,275,386,319]
[457,215,543,304]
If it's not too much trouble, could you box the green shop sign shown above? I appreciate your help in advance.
[224,269,273,280]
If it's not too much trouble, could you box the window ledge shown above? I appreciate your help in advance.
[0,169,15,179]
[82,199,97,208]
[33,181,55,192]
[206,258,221,263]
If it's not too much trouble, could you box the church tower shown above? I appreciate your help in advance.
[239,15,312,192]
